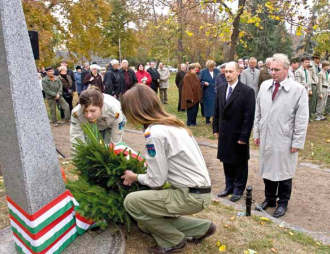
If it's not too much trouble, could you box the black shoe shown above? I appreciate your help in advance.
[192,223,216,244]
[273,206,287,218]
[255,200,276,211]
[147,238,186,254]
[230,194,242,202]
[217,190,233,198]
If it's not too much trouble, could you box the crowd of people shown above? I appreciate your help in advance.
[37,52,328,253]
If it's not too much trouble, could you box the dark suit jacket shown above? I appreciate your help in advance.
[212,81,255,164]
[147,68,160,86]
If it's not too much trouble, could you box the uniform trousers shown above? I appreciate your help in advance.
[310,84,318,115]
[223,161,248,195]
[160,88,168,103]
[47,97,70,123]
[186,103,199,126]
[316,87,329,118]
[263,178,292,207]
[124,188,211,248]
[325,93,330,114]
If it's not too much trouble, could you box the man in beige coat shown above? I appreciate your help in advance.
[254,53,309,218]
[158,63,170,104]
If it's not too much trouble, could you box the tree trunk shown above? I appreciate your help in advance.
[226,0,246,61]
[177,0,184,63]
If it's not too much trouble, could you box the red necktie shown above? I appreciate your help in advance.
[272,83,280,100]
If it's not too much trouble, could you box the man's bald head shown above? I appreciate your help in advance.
[225,61,240,84]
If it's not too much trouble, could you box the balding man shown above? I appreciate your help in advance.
[240,57,260,98]
[258,58,272,88]
[254,54,309,218]
[213,62,255,202]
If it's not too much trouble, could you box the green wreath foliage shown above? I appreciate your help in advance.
[66,123,148,230]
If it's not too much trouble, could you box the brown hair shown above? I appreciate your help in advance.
[322,60,330,67]
[79,87,104,109]
[121,84,192,135]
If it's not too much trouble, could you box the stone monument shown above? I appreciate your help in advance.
[0,1,125,253]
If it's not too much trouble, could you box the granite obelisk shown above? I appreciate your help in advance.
[0,0,65,216]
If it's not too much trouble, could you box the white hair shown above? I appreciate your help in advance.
[265,57,273,64]
[90,64,99,70]
[122,60,128,64]
[110,59,119,65]
[258,61,263,65]
[180,63,186,68]
[272,53,290,69]
[83,62,89,67]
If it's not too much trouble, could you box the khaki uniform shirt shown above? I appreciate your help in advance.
[70,94,125,145]
[138,125,211,189]
[317,69,330,94]
[295,66,312,92]
[310,61,320,85]
[288,67,296,81]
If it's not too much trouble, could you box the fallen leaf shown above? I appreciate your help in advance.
[223,224,231,228]
[271,248,277,253]
[260,222,266,225]
[230,216,236,221]
[216,240,221,247]
[279,224,285,228]
[289,232,294,236]
[213,199,220,203]
[219,245,226,252]
[260,217,270,221]
[316,242,321,246]
[244,249,258,254]
[326,139,330,143]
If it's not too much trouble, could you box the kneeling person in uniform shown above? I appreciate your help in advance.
[70,87,126,146]
[121,84,216,254]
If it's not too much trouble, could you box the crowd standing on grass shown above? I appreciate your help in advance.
[38,51,328,243]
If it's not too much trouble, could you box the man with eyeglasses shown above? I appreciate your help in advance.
[254,53,309,218]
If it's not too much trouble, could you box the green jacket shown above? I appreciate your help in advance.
[42,76,63,99]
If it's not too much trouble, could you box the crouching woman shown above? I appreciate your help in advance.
[121,84,216,254]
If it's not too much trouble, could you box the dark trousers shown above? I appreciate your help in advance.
[187,103,199,126]
[263,178,292,207]
[178,88,183,111]
[150,83,158,94]
[200,102,204,117]
[223,161,248,195]
[60,96,73,119]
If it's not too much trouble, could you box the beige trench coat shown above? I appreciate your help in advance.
[253,78,309,181]
[158,67,170,89]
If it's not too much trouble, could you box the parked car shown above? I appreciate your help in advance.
[167,65,178,73]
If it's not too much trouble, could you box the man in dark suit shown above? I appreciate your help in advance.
[147,62,161,94]
[212,62,255,202]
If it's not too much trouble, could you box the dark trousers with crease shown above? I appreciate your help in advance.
[186,103,199,126]
[263,178,292,207]
[223,161,248,195]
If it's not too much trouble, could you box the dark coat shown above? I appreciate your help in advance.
[81,68,90,90]
[119,68,138,92]
[175,71,186,89]
[258,66,272,88]
[83,73,104,92]
[212,81,255,164]
[104,66,124,97]
[147,68,160,87]
[200,68,220,117]
[55,68,76,92]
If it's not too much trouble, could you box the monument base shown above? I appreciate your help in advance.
[0,225,126,254]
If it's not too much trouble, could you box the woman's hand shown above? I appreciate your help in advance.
[121,170,138,186]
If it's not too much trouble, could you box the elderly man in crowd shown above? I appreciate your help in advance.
[258,58,272,88]
[310,53,321,115]
[42,66,70,127]
[158,62,170,104]
[254,53,309,218]
[104,59,124,98]
[175,63,187,112]
[241,57,260,98]
[147,62,161,94]
[120,60,138,93]
[215,63,227,90]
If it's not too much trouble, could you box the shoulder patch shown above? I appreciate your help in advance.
[115,112,120,119]
[144,132,151,138]
[119,120,125,130]
[146,144,156,157]
[73,112,78,118]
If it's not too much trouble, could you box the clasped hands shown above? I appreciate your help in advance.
[121,170,137,186]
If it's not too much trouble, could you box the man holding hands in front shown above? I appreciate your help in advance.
[213,62,255,202]
[254,54,309,218]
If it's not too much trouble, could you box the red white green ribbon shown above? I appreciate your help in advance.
[7,190,93,253]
